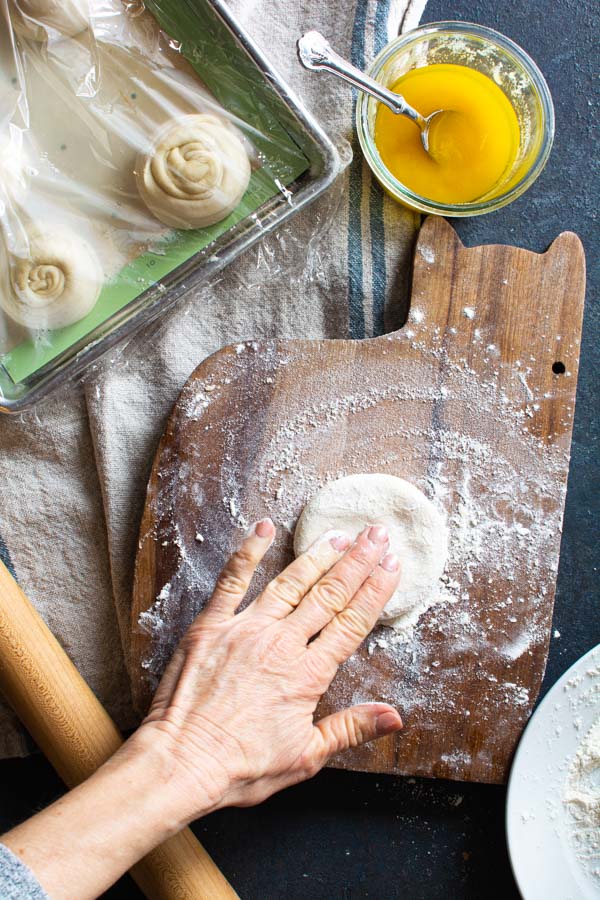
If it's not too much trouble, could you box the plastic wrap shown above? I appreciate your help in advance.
[0,0,340,411]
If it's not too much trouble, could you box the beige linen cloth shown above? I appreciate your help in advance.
[0,0,426,757]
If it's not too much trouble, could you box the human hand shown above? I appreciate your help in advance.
[1,521,403,900]
[130,519,403,826]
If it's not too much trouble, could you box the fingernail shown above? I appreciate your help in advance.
[368,524,388,544]
[330,532,351,551]
[308,530,349,556]
[254,518,274,538]
[376,711,403,736]
[380,552,400,573]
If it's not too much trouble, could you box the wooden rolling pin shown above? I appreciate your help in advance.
[0,559,238,900]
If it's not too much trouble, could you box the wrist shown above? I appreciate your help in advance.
[122,722,231,827]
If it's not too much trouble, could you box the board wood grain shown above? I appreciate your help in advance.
[132,217,585,784]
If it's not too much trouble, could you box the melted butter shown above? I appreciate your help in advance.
[374,64,521,204]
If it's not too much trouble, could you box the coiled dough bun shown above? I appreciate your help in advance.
[1,225,103,329]
[135,114,251,230]
[10,0,90,41]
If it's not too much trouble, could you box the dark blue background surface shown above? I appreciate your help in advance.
[0,1,597,897]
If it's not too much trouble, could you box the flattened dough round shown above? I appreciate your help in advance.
[294,473,448,628]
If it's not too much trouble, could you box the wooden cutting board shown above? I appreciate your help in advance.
[131,217,585,784]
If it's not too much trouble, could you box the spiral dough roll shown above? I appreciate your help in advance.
[10,0,91,40]
[135,114,252,230]
[1,226,103,330]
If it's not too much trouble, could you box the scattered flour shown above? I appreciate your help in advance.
[419,245,435,264]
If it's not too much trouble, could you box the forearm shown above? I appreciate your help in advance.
[1,738,215,900]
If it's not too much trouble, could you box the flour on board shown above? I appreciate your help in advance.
[137,318,572,778]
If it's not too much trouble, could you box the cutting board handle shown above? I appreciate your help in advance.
[0,560,238,900]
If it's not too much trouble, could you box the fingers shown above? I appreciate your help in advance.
[253,529,352,619]
[311,703,403,762]
[205,518,275,620]
[289,525,390,639]
[228,704,402,806]
[310,551,401,665]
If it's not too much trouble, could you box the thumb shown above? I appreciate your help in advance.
[313,703,403,760]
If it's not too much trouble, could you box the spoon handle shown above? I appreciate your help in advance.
[297,30,425,127]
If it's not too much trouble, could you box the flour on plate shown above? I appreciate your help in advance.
[564,717,600,884]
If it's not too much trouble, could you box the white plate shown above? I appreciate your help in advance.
[506,644,600,900]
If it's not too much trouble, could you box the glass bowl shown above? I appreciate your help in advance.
[356,21,555,216]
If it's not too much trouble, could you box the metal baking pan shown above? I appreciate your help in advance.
[0,0,339,413]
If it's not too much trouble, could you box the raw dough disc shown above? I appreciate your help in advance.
[294,473,448,629]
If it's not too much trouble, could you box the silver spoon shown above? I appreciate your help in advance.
[297,30,444,154]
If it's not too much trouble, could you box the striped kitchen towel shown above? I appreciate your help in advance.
[0,0,425,756]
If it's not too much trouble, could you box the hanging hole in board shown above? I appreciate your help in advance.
[552,361,566,375]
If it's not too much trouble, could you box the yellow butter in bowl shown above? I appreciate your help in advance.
[375,64,521,205]
[356,22,554,217]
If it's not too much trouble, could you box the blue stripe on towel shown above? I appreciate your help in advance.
[0,531,16,579]
[347,0,369,340]
[370,0,392,336]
